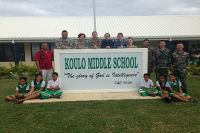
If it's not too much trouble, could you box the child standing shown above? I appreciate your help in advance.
[6,77,29,101]
[40,72,63,99]
[139,73,155,96]
[18,73,45,103]
[168,74,196,102]
[155,75,171,102]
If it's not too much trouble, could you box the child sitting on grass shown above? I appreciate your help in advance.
[155,75,171,103]
[5,77,30,101]
[18,72,45,104]
[168,74,196,102]
[40,72,63,99]
[139,73,156,96]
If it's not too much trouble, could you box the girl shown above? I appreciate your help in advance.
[74,33,90,49]
[155,75,171,102]
[6,77,29,101]
[18,73,45,103]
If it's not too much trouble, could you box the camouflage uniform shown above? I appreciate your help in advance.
[89,37,101,48]
[172,51,189,92]
[147,47,155,76]
[155,48,171,80]
[55,38,74,49]
[74,39,91,49]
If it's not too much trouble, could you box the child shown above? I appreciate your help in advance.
[5,77,29,101]
[18,73,45,104]
[168,74,196,102]
[40,72,63,99]
[139,73,155,96]
[155,75,171,102]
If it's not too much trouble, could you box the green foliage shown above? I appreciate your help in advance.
[0,66,11,77]
[188,65,200,76]
[0,62,37,78]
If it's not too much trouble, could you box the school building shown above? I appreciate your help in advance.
[0,16,200,67]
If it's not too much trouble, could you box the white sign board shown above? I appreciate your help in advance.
[54,48,148,92]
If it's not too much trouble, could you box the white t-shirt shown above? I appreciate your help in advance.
[47,79,61,89]
[31,80,46,88]
[141,79,154,88]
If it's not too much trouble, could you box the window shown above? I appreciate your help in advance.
[31,42,55,61]
[31,43,41,61]
[49,42,56,50]
[0,43,25,62]
[17,43,25,61]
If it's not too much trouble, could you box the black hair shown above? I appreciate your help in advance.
[159,75,167,80]
[128,37,133,40]
[117,33,123,36]
[78,33,86,38]
[62,30,68,33]
[104,33,110,37]
[169,73,176,77]
[19,76,27,81]
[52,72,58,76]
[143,73,149,77]
[143,39,150,42]
[177,42,184,45]
[34,72,43,84]
[158,40,166,43]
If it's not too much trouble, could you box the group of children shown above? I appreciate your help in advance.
[139,73,197,103]
[6,71,196,103]
[5,72,63,104]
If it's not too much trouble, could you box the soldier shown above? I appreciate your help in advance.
[155,40,171,80]
[89,31,101,49]
[127,37,137,48]
[55,30,73,49]
[101,33,114,49]
[113,33,127,48]
[142,39,154,76]
[172,42,189,93]
[74,33,90,49]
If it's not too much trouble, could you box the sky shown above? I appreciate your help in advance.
[0,0,200,16]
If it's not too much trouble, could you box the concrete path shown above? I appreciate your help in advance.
[24,92,161,104]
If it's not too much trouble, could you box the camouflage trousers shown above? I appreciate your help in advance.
[155,68,168,80]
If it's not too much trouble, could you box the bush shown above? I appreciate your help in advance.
[188,65,200,76]
[0,66,11,77]
[0,62,37,79]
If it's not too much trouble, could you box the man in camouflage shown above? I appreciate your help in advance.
[172,42,189,93]
[142,39,155,76]
[155,40,171,80]
[55,30,73,49]
[89,31,101,49]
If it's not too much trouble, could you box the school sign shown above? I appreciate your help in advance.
[54,48,148,92]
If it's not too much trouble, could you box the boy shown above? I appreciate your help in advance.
[168,74,196,102]
[6,77,29,101]
[139,73,155,96]
[40,72,63,99]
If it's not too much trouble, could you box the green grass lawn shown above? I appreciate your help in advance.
[0,76,200,133]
